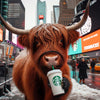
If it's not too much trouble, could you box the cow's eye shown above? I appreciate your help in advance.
[34,41,40,47]
[33,40,40,51]
[59,38,65,48]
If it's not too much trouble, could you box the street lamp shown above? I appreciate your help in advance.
[3,56,8,93]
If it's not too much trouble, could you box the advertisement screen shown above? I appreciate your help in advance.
[68,38,82,55]
[89,0,100,33]
[81,29,100,53]
[75,0,100,36]
[5,29,9,40]
[12,33,17,44]
[0,29,3,41]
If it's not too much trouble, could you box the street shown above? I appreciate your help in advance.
[0,65,100,100]
[69,65,100,90]
[86,72,100,90]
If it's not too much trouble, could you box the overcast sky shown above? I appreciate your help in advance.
[21,0,59,29]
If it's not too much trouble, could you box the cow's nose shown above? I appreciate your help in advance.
[44,55,59,66]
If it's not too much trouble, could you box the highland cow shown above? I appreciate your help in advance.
[0,1,90,100]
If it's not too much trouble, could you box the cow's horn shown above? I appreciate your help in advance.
[66,0,90,30]
[0,15,30,35]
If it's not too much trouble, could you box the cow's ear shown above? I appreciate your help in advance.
[67,30,79,45]
[18,34,29,48]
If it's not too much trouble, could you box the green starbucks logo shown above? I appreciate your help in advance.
[52,76,61,86]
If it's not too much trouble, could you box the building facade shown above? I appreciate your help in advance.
[7,0,25,41]
[53,6,59,23]
[0,0,25,60]
[68,0,100,62]
[58,0,81,25]
[37,0,46,25]
[0,0,8,42]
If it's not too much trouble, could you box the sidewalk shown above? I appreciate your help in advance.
[69,65,100,90]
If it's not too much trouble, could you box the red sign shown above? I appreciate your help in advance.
[0,29,3,41]
[39,15,44,19]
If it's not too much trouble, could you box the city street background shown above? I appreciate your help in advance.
[0,0,100,99]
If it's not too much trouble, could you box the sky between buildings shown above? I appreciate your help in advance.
[21,0,59,29]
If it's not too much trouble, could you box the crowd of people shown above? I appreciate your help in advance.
[70,58,96,84]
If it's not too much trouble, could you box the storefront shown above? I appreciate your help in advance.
[68,38,82,60]
[83,50,100,62]
[68,29,100,62]
[68,0,100,63]
[0,45,4,59]
[81,29,100,62]
[0,40,23,61]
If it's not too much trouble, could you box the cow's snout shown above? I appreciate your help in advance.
[44,55,59,66]
[40,52,64,69]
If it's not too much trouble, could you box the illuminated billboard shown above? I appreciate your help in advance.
[12,33,17,44]
[68,38,82,55]
[81,29,100,53]
[5,29,9,40]
[75,0,100,36]
[0,29,3,41]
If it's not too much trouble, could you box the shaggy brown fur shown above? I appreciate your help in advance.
[13,24,79,100]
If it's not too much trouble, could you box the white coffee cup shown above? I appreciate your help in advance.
[47,69,65,96]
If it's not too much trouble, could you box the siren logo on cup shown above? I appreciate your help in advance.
[52,76,61,86]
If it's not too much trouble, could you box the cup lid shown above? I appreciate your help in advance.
[47,69,62,77]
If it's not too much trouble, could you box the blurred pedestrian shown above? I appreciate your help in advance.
[70,59,76,78]
[90,59,96,73]
[78,58,89,84]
